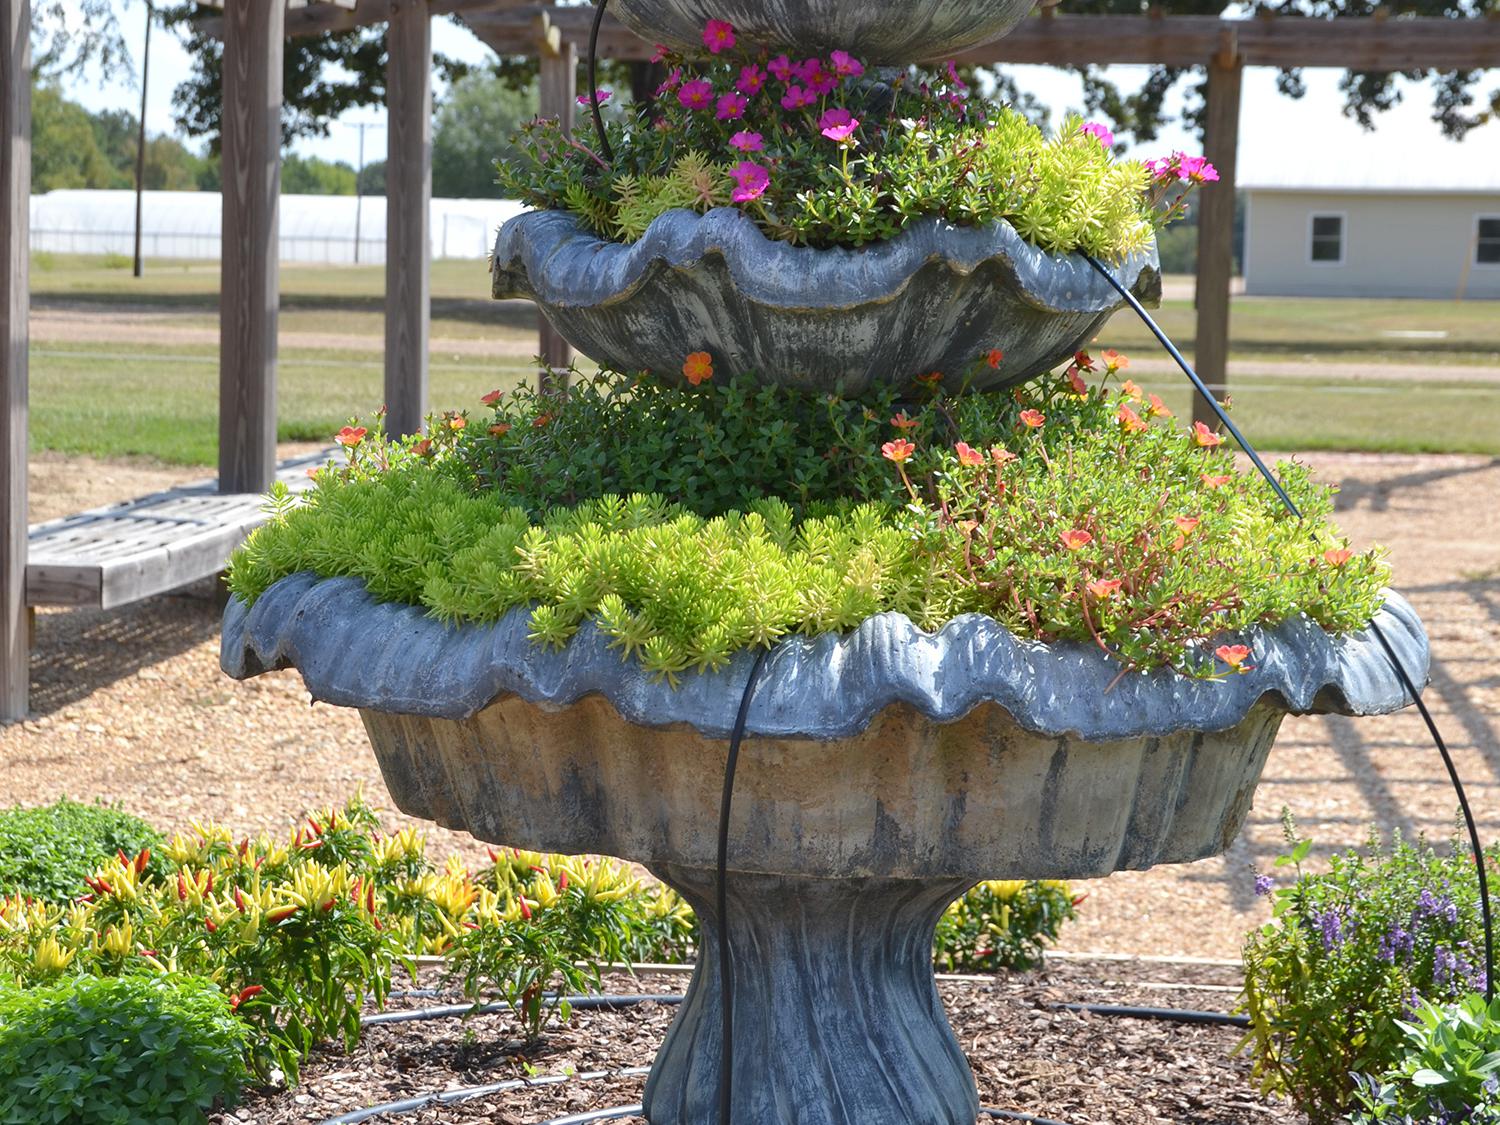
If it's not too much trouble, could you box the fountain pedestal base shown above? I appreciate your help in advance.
[643,864,979,1125]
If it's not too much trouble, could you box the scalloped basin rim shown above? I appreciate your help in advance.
[492,207,1162,316]
[221,573,1429,744]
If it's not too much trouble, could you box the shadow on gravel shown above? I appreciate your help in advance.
[28,581,222,717]
[1334,457,1500,514]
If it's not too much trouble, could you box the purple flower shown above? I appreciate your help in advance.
[729,131,765,153]
[780,85,816,111]
[1378,921,1414,964]
[678,79,715,111]
[716,92,748,121]
[702,18,736,54]
[829,50,864,78]
[819,107,860,145]
[1081,121,1115,149]
[736,64,766,96]
[1315,906,1354,952]
[768,55,795,83]
[1435,944,1459,986]
[729,161,770,203]
[1254,873,1275,898]
[576,89,612,108]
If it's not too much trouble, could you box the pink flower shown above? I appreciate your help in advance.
[730,161,770,203]
[717,92,748,120]
[781,85,816,110]
[829,50,864,78]
[655,68,682,97]
[1081,121,1114,149]
[1180,154,1220,183]
[679,79,715,111]
[810,71,839,96]
[702,18,736,54]
[944,60,967,89]
[819,107,860,144]
[768,55,795,82]
[729,130,765,153]
[954,442,984,467]
[793,57,822,83]
[650,44,670,64]
[736,64,766,96]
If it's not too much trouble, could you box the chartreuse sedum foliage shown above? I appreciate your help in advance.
[1240,812,1497,1124]
[934,880,1078,973]
[0,973,248,1124]
[228,358,1389,681]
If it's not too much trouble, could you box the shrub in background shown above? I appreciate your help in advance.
[1240,812,1494,1124]
[934,880,1079,973]
[0,973,247,1124]
[1348,993,1500,1123]
[0,799,161,903]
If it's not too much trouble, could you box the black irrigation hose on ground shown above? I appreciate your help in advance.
[1083,253,1496,1004]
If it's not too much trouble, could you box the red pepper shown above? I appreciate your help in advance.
[518,896,532,921]
[134,849,150,875]
[205,918,217,933]
[229,985,264,1011]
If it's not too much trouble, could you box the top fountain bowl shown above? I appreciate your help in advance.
[611,0,1039,63]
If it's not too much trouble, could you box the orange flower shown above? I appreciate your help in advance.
[1201,473,1232,489]
[412,438,433,457]
[1174,516,1201,535]
[890,411,920,432]
[1215,644,1253,673]
[1103,349,1129,372]
[954,442,984,467]
[882,439,915,463]
[1059,529,1094,551]
[448,415,467,431]
[1192,421,1224,448]
[1146,393,1172,418]
[1116,404,1147,434]
[1120,379,1144,402]
[1073,351,1096,372]
[335,425,367,448]
[1324,548,1354,567]
[1087,578,1123,599]
[683,351,714,385]
[1018,409,1046,429]
[990,446,1017,465]
[481,389,504,407]
[1068,369,1089,396]
[986,348,1004,370]
[533,413,554,428]
[916,371,944,386]
[489,423,512,437]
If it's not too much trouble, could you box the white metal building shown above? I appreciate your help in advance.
[1242,158,1500,300]
[28,189,526,264]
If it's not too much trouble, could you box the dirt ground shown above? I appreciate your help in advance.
[5,450,1499,961]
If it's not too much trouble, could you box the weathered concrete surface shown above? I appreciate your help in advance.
[491,209,1162,394]
[360,695,1283,881]
[223,575,1429,743]
[643,866,979,1125]
[611,0,1037,63]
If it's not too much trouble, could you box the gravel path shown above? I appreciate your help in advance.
[4,450,1498,960]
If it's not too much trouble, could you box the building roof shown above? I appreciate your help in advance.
[1241,147,1500,195]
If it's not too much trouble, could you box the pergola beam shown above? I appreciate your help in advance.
[2,0,29,722]
[198,0,538,40]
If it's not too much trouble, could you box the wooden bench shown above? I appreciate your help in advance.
[26,449,331,611]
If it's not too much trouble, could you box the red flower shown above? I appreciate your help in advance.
[890,412,920,432]
[683,351,714,385]
[1018,409,1046,429]
[1324,548,1354,567]
[1192,421,1224,449]
[1073,351,1097,372]
[1087,578,1123,599]
[481,389,504,407]
[915,371,944,386]
[1116,405,1147,434]
[986,348,1004,370]
[1059,529,1094,551]
[881,439,915,463]
[1215,644,1252,672]
[1066,367,1088,396]
[954,442,984,467]
[335,426,367,448]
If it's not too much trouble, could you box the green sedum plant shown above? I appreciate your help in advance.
[0,799,162,904]
[0,973,248,1124]
[228,355,1388,682]
[1240,812,1496,1124]
[502,24,1212,258]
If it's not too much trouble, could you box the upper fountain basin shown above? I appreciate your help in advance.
[611,0,1039,63]
[492,207,1161,395]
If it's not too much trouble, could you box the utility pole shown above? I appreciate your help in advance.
[132,0,153,279]
[353,120,367,264]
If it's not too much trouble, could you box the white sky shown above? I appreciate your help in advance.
[57,11,1498,184]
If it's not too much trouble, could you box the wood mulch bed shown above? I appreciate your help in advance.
[211,958,1305,1125]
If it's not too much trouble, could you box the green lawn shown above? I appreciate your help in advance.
[24,255,1500,464]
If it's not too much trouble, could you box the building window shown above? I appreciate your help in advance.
[1310,214,1344,264]
[1478,217,1500,266]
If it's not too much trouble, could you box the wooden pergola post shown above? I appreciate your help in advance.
[1,0,29,722]
[384,0,432,439]
[536,22,576,381]
[218,1,284,494]
[1193,31,1243,430]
